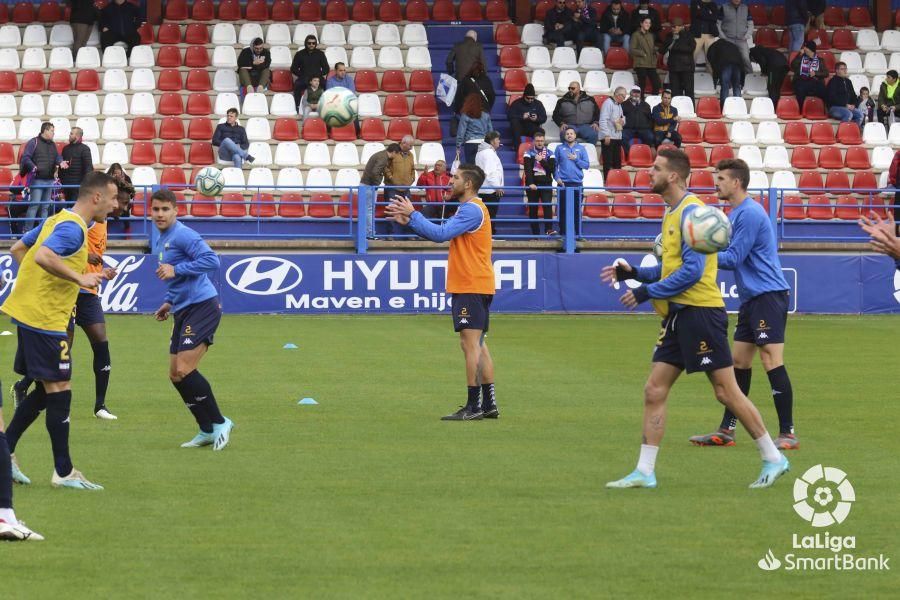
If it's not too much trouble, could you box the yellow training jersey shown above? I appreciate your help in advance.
[446,198,495,295]
[2,210,88,333]
[83,221,107,295]
[652,194,724,317]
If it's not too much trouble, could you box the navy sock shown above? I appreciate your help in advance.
[467,385,480,409]
[173,379,213,433]
[0,431,12,510]
[180,370,225,425]
[481,383,495,407]
[767,365,794,435]
[5,383,47,452]
[16,377,33,392]
[91,341,111,412]
[720,368,751,431]
[45,391,74,478]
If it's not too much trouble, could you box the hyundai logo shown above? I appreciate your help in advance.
[225,257,303,296]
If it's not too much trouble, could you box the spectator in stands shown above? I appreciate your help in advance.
[70,0,97,57]
[652,90,682,147]
[507,84,547,146]
[237,37,271,95]
[106,163,133,236]
[598,0,630,55]
[20,122,68,230]
[630,0,662,41]
[785,0,809,53]
[630,18,661,95]
[552,81,600,144]
[598,87,627,178]
[749,45,789,104]
[60,127,93,207]
[808,0,825,32]
[877,70,900,127]
[106,163,134,202]
[523,129,557,236]
[326,62,356,94]
[361,143,399,188]
[385,136,416,235]
[662,18,696,100]
[791,41,827,109]
[554,127,590,238]
[300,75,324,119]
[826,63,864,129]
[415,160,451,219]
[571,0,596,58]
[291,35,329,110]
[718,0,754,74]
[691,0,720,67]
[475,131,504,233]
[452,60,495,137]
[211,109,254,168]
[543,0,576,48]
[622,86,655,152]
[457,93,494,164]
[100,0,142,57]
[707,38,746,107]
[857,87,876,125]
[445,30,485,80]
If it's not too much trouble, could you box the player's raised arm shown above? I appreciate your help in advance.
[387,197,484,243]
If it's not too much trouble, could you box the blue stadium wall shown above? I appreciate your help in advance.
[0,251,898,315]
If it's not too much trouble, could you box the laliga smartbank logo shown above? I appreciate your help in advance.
[756,465,890,573]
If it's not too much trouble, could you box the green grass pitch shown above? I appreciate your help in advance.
[1,314,898,598]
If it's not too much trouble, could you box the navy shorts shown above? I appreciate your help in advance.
[71,292,105,329]
[652,306,733,373]
[451,293,493,332]
[14,326,72,382]
[734,290,789,345]
[170,297,222,354]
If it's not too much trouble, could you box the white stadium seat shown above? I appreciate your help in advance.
[247,142,273,166]
[101,142,128,166]
[274,142,302,167]
[129,68,155,91]
[882,30,900,53]
[306,167,334,192]
[551,47,578,69]
[417,142,445,167]
[241,93,269,116]
[276,167,303,188]
[49,117,70,141]
[46,94,73,117]
[889,53,900,73]
[247,167,275,191]
[671,95,696,118]
[375,24,401,46]
[357,93,382,117]
[556,70,582,93]
[749,97,776,120]
[856,29,881,52]
[18,94,45,118]
[214,69,240,92]
[129,45,155,68]
[522,23,544,46]
[863,122,888,145]
[360,142,386,165]
[86,25,100,47]
[537,93,558,116]
[737,145,763,169]
[74,93,101,117]
[83,141,99,165]
[763,146,791,170]
[864,52,887,76]
[756,121,784,144]
[222,167,246,189]
[215,93,241,116]
[333,142,361,167]
[266,23,292,46]
[748,170,769,192]
[212,46,237,69]
[0,118,15,141]
[0,25,20,48]
[583,70,610,94]
[48,47,73,69]
[839,51,863,74]
[335,168,361,190]
[610,71,636,92]
[879,170,890,189]
[0,96,17,118]
[530,69,556,94]
[270,93,298,117]
[730,121,757,144]
[348,23,374,46]
[129,92,156,116]
[694,72,715,96]
[103,68,128,91]
[75,46,101,69]
[239,23,264,46]
[743,74,767,97]
[583,169,604,191]
[325,46,349,68]
[401,24,428,47]
[872,75,886,97]
[18,118,41,140]
[872,146,894,170]
[304,142,332,167]
[771,170,797,190]
[526,46,551,69]
[722,96,749,119]
[579,47,604,70]
[350,47,377,70]
[22,24,48,47]
[21,48,47,70]
[584,143,600,168]
[850,75,871,95]
[75,117,100,141]
[0,48,19,69]
[889,123,900,145]
[269,46,292,69]
[245,117,272,141]
[405,47,431,69]
[293,24,318,46]
[49,24,74,47]
[101,117,128,141]
[102,46,127,68]
[212,23,236,46]
[131,166,158,187]
[320,23,346,46]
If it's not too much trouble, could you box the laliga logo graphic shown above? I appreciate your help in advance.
[758,549,782,571]
[101,255,145,312]
[793,464,855,528]
[226,257,302,296]
[0,254,16,297]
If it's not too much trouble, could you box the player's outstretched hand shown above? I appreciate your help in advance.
[859,212,900,259]
[154,302,171,321]
[385,196,415,225]
[156,263,176,280]
[600,258,633,286]
[619,290,639,309]
[77,272,105,290]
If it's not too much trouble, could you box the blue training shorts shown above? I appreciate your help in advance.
[734,290,789,345]
[169,297,222,354]
[652,306,733,374]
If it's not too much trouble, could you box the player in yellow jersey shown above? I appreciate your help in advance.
[600,149,789,489]
[1,171,118,492]
[385,164,498,421]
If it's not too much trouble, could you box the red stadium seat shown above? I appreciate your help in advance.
[504,69,528,92]
[159,93,185,116]
[783,122,809,144]
[806,28,830,51]
[383,94,410,117]
[185,24,210,45]
[640,194,666,219]
[824,171,850,191]
[294,0,318,20]
[412,95,438,117]
[516,141,533,164]
[278,193,306,218]
[360,118,386,141]
[185,69,212,92]
[220,192,247,218]
[302,118,328,141]
[20,71,44,92]
[605,169,631,191]
[486,0,510,21]
[188,142,215,165]
[703,121,729,144]
[325,0,349,21]
[535,0,553,21]
[679,120,701,144]
[157,69,183,92]
[74,69,99,91]
[823,7,846,27]
[790,147,817,169]
[12,2,35,23]
[583,194,610,218]
[380,70,407,92]
[604,47,632,70]
[184,47,210,68]
[0,143,15,166]
[307,193,336,218]
[633,170,652,191]
[187,118,214,141]
[459,0,483,21]
[273,118,300,141]
[415,118,443,141]
[161,167,187,188]
[269,69,293,92]
[37,0,61,22]
[0,71,15,92]
[612,194,639,219]
[157,23,181,44]
[245,0,270,20]
[130,117,157,140]
[769,6,785,26]
[352,0,376,21]
[782,195,806,220]
[431,0,456,21]
[157,46,183,68]
[191,195,219,217]
[159,116,185,140]
[807,195,834,220]
[896,8,900,28]
[499,46,525,68]
[217,0,241,20]
[668,3,690,24]
[250,193,277,218]
[387,118,414,141]
[852,172,878,192]
[405,0,428,21]
[355,69,378,93]
[748,4,768,26]
[697,97,722,119]
[379,0,402,22]
[191,0,215,20]
[628,144,653,168]
[688,170,715,192]
[776,97,801,120]
[845,147,870,169]
[186,94,212,116]
[708,145,734,166]
[809,122,835,145]
[798,171,824,191]
[495,23,520,45]
[836,122,862,145]
[136,21,153,45]
[819,52,836,74]
[130,142,157,166]
[754,28,779,48]
[831,29,855,51]
[409,70,434,92]
[160,142,186,165]
[835,195,860,220]
[684,145,708,168]
[848,7,872,27]
[164,0,187,20]
[330,124,358,141]
[337,193,357,219]
[131,193,146,217]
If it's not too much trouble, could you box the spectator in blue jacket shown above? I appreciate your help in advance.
[456,93,493,164]
[554,127,590,237]
[211,108,254,168]
[325,62,356,93]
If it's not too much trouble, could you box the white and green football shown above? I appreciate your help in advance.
[195,166,225,197]
[319,86,359,128]
[681,205,732,254]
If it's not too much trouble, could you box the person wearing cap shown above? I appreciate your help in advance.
[622,86,655,152]
[553,127,589,238]
[661,17,696,100]
[790,41,827,109]
[630,17,660,95]
[507,84,547,146]
[552,81,601,145]
[475,132,504,234]
[718,0,754,74]
[707,37,747,108]
[237,37,272,94]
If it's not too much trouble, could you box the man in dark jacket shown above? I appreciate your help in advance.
[100,0,141,56]
[790,40,827,109]
[707,38,746,106]
[291,35,329,109]
[237,37,271,94]
[692,0,719,66]
[543,0,575,47]
[211,108,254,168]
[749,45,788,104]
[662,18,697,99]
[785,0,809,52]
[20,122,68,230]
[60,127,93,207]
[507,84,547,146]
[70,0,97,57]
[445,30,485,79]
[523,129,557,236]
[552,81,601,144]
[630,0,662,40]
[621,86,655,151]
[826,62,863,129]
[598,0,630,55]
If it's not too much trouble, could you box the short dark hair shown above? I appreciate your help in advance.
[252,37,263,46]
[40,121,53,134]
[835,61,847,70]
[715,158,751,190]
[456,163,485,193]
[334,62,345,69]
[78,171,116,201]
[484,130,500,144]
[888,70,899,79]
[386,143,401,153]
[534,128,546,137]
[860,86,870,93]
[151,188,178,206]
[661,89,672,98]
[227,108,239,117]
[657,148,691,182]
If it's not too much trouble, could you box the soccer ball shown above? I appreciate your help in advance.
[653,233,663,258]
[195,166,225,197]
[319,87,359,128]
[681,205,732,254]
